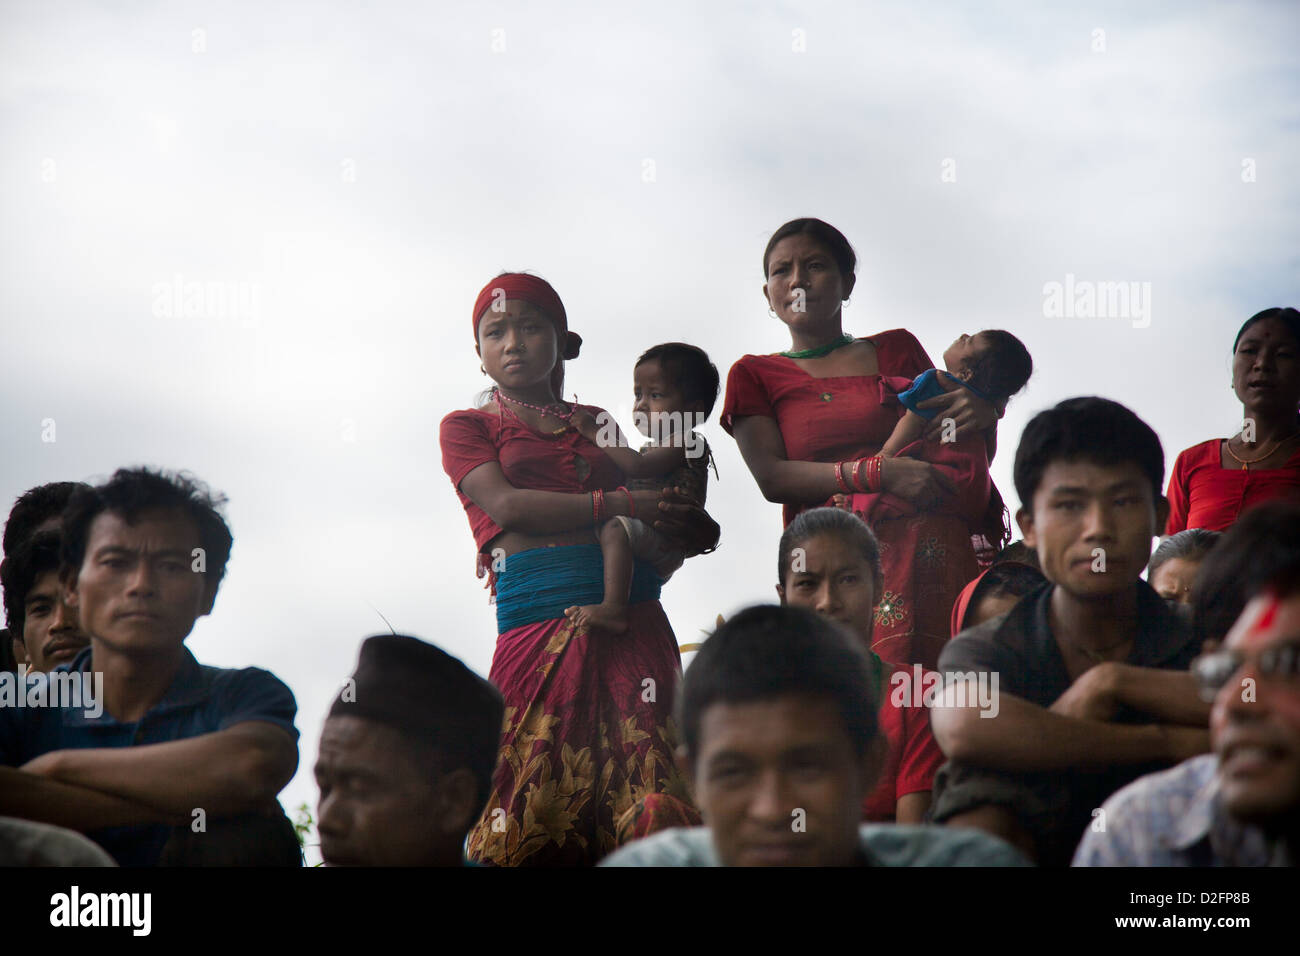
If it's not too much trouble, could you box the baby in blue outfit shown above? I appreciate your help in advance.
[879,330,1032,457]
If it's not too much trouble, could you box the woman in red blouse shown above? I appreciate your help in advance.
[721,219,1006,669]
[1165,307,1300,534]
[439,273,713,866]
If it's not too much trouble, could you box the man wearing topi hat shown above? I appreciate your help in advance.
[315,634,505,866]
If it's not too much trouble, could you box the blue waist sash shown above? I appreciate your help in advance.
[495,544,663,633]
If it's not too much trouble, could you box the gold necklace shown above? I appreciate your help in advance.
[1224,431,1300,470]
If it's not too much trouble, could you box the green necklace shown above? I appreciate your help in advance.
[780,333,855,359]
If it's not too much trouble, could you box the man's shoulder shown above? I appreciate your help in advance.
[194,660,295,703]
[598,828,717,867]
[1102,753,1216,818]
[942,582,1052,667]
[861,824,1031,866]
[1073,755,1219,866]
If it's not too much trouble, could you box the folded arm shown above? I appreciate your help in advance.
[0,766,186,831]
[930,686,1209,773]
[459,461,656,534]
[1053,662,1210,727]
[21,721,298,818]
[730,414,851,504]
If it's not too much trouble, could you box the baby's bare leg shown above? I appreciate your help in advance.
[564,520,632,634]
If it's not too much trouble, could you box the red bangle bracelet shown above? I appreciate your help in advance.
[618,486,635,519]
[835,461,851,494]
[593,488,605,523]
[851,458,865,492]
[868,456,882,493]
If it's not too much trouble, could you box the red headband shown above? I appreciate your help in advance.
[950,570,989,637]
[472,273,582,360]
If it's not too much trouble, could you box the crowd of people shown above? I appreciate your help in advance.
[1,217,1297,867]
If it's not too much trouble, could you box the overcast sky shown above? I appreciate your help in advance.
[2,0,1297,864]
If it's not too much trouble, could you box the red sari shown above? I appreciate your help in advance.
[721,330,1003,669]
[440,403,691,866]
[1165,438,1300,534]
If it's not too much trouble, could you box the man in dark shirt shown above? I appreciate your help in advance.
[0,468,300,865]
[929,398,1210,865]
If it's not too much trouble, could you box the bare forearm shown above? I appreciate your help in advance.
[880,411,926,458]
[747,458,843,505]
[895,791,931,824]
[38,727,297,817]
[490,488,640,534]
[931,693,1175,772]
[1112,666,1210,726]
[0,767,182,831]
[599,444,685,479]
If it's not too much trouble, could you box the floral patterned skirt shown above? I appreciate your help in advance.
[857,509,980,671]
[466,594,689,866]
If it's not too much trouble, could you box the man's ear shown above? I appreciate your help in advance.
[60,568,80,608]
[1016,506,1036,549]
[775,583,786,604]
[675,744,697,810]
[198,578,219,617]
[1154,495,1170,536]
[842,272,857,300]
[11,635,29,665]
[435,767,480,837]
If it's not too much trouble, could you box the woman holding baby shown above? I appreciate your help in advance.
[721,218,1010,669]
[439,272,715,866]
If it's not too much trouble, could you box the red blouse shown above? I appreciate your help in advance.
[1165,438,1300,534]
[440,402,626,555]
[864,661,946,821]
[720,329,993,529]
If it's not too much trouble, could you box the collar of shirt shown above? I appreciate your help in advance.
[58,645,208,727]
[988,580,1195,700]
[1168,753,1283,865]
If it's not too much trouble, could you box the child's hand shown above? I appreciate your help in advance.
[571,409,601,441]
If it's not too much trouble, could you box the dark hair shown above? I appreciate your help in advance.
[1232,307,1300,353]
[60,468,233,594]
[1013,397,1164,507]
[1,530,61,634]
[965,561,1046,625]
[3,482,90,557]
[328,634,505,818]
[777,507,882,587]
[993,540,1041,570]
[1192,501,1300,646]
[1148,528,1221,581]
[964,330,1033,401]
[636,343,721,420]
[763,218,856,279]
[678,604,878,761]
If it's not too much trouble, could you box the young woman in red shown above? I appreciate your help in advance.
[1165,307,1300,534]
[440,273,714,865]
[721,219,1007,669]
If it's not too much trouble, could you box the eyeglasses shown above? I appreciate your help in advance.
[1193,641,1300,699]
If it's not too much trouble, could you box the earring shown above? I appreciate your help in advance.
[768,308,778,318]
[481,364,487,375]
